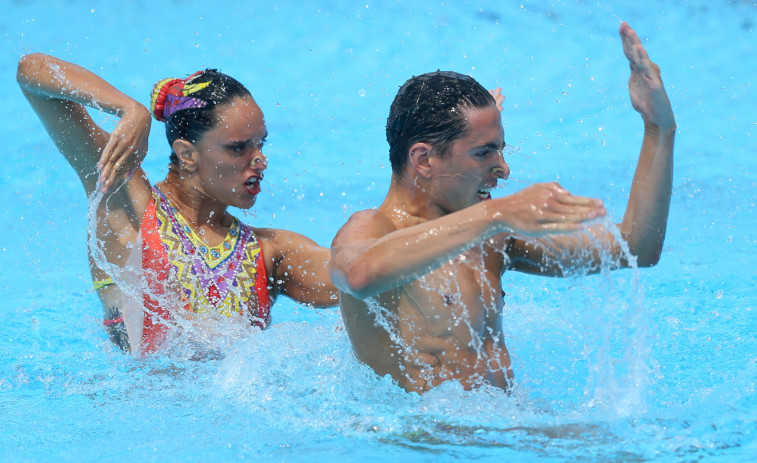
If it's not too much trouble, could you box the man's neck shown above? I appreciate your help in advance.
[379,174,445,226]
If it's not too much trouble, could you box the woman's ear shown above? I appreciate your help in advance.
[408,142,433,179]
[171,139,199,174]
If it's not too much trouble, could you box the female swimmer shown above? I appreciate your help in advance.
[17,53,337,354]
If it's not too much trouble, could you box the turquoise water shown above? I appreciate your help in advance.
[2,1,755,461]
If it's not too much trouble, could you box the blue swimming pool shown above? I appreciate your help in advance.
[2,1,755,461]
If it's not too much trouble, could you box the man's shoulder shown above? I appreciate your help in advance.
[335,208,397,241]
[350,207,391,221]
[348,208,397,229]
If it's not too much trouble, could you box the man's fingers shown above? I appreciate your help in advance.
[489,87,505,111]
[635,45,654,79]
[540,205,606,225]
[621,25,654,78]
[621,23,655,78]
[559,194,604,208]
[537,222,584,233]
[548,185,604,207]
[548,190,606,222]
[620,22,641,60]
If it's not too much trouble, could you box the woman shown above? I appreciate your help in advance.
[17,53,337,354]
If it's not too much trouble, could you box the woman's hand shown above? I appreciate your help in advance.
[97,103,152,193]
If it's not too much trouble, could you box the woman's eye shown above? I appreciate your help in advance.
[228,142,248,155]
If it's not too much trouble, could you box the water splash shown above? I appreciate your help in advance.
[510,214,652,419]
[85,187,256,357]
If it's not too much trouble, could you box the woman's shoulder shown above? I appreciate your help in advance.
[248,226,316,245]
[247,226,324,259]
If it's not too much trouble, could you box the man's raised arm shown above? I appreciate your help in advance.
[618,21,676,266]
[506,22,676,276]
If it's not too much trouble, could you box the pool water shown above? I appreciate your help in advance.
[2,1,755,461]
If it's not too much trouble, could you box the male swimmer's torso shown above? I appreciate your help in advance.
[339,209,513,393]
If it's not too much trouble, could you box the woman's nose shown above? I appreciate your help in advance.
[251,152,268,171]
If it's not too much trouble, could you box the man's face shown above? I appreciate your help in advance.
[428,105,509,214]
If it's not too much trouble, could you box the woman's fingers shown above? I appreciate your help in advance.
[97,132,136,193]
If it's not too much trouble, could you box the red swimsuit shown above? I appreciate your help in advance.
[139,188,271,352]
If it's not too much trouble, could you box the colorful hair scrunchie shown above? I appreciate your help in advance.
[150,71,212,122]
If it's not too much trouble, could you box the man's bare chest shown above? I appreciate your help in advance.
[400,249,504,333]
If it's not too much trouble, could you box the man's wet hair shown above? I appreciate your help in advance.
[386,71,496,176]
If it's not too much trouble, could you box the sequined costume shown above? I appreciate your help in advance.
[99,187,271,353]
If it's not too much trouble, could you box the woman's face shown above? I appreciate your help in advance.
[191,95,268,209]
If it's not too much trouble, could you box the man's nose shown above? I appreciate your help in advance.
[491,156,509,180]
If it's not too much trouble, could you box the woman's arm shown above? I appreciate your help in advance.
[17,53,157,351]
[16,53,151,194]
[259,229,339,308]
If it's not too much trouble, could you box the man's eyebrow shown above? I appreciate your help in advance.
[472,141,505,151]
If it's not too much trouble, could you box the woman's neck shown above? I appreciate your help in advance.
[158,169,231,229]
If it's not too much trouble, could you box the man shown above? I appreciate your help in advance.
[329,22,675,393]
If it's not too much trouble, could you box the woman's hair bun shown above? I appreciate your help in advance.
[150,72,210,122]
[150,77,184,122]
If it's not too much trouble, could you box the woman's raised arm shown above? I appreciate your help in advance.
[16,53,151,194]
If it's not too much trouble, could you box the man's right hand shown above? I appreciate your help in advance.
[489,182,606,236]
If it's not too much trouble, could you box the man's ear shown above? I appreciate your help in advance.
[408,142,433,179]
[172,139,199,174]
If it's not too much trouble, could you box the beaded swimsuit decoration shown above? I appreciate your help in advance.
[149,187,271,327]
